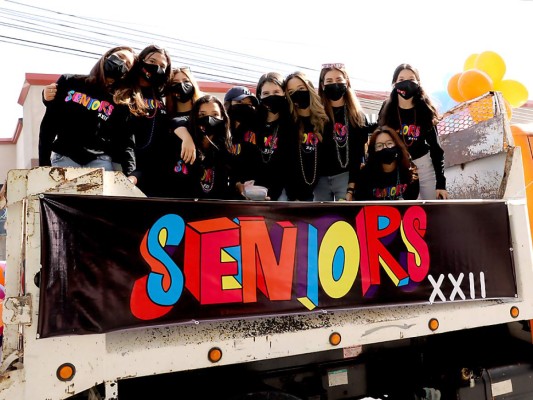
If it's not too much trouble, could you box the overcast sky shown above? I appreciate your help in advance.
[1,0,531,138]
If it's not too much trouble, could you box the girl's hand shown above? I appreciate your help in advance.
[43,83,57,102]
[180,135,196,164]
[175,127,196,164]
[436,189,448,199]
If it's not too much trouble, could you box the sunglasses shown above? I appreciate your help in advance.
[321,63,345,69]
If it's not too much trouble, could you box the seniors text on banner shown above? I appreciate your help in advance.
[37,195,516,338]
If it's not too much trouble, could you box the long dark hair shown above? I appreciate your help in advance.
[189,95,232,152]
[256,72,290,122]
[366,126,414,175]
[114,44,172,117]
[378,63,440,129]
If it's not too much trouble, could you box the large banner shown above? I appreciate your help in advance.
[38,195,516,338]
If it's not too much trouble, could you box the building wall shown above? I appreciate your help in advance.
[22,85,47,168]
[0,144,16,184]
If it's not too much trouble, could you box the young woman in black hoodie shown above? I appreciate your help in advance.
[171,95,233,200]
[378,63,448,200]
[252,72,293,201]
[38,46,136,174]
[349,126,419,201]
[113,44,173,197]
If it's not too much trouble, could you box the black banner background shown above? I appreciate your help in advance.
[38,195,516,338]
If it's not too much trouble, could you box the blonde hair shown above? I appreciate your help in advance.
[318,65,366,127]
[166,67,204,117]
[284,71,328,142]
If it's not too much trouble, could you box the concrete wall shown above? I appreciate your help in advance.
[21,85,47,168]
[0,144,16,184]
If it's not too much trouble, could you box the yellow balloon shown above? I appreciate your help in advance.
[474,51,506,83]
[463,53,478,71]
[504,99,513,120]
[495,79,529,108]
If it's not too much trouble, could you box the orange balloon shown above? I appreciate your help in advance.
[458,69,494,101]
[447,72,465,102]
[463,53,478,71]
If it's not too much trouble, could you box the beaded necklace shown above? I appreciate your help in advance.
[136,111,158,150]
[298,135,318,186]
[334,106,349,168]
[136,93,161,150]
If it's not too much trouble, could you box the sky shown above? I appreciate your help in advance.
[1,0,532,138]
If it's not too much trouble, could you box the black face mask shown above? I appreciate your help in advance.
[169,82,195,102]
[323,83,347,101]
[395,80,420,100]
[140,61,167,87]
[104,55,128,81]
[376,147,399,165]
[229,104,257,127]
[197,116,226,145]
[290,90,311,109]
[261,95,286,114]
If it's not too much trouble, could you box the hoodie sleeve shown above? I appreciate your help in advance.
[38,75,67,166]
[426,125,446,190]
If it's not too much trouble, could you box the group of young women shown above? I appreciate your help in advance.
[38,44,448,201]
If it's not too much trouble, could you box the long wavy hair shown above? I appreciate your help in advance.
[113,44,172,117]
[378,63,440,129]
[284,71,328,142]
[318,64,366,127]
[189,95,232,152]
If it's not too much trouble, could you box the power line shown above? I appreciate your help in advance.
[6,0,317,71]
[1,1,319,86]
[0,34,101,57]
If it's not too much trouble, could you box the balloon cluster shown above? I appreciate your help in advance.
[447,51,529,110]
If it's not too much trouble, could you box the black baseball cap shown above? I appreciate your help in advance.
[224,86,259,106]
